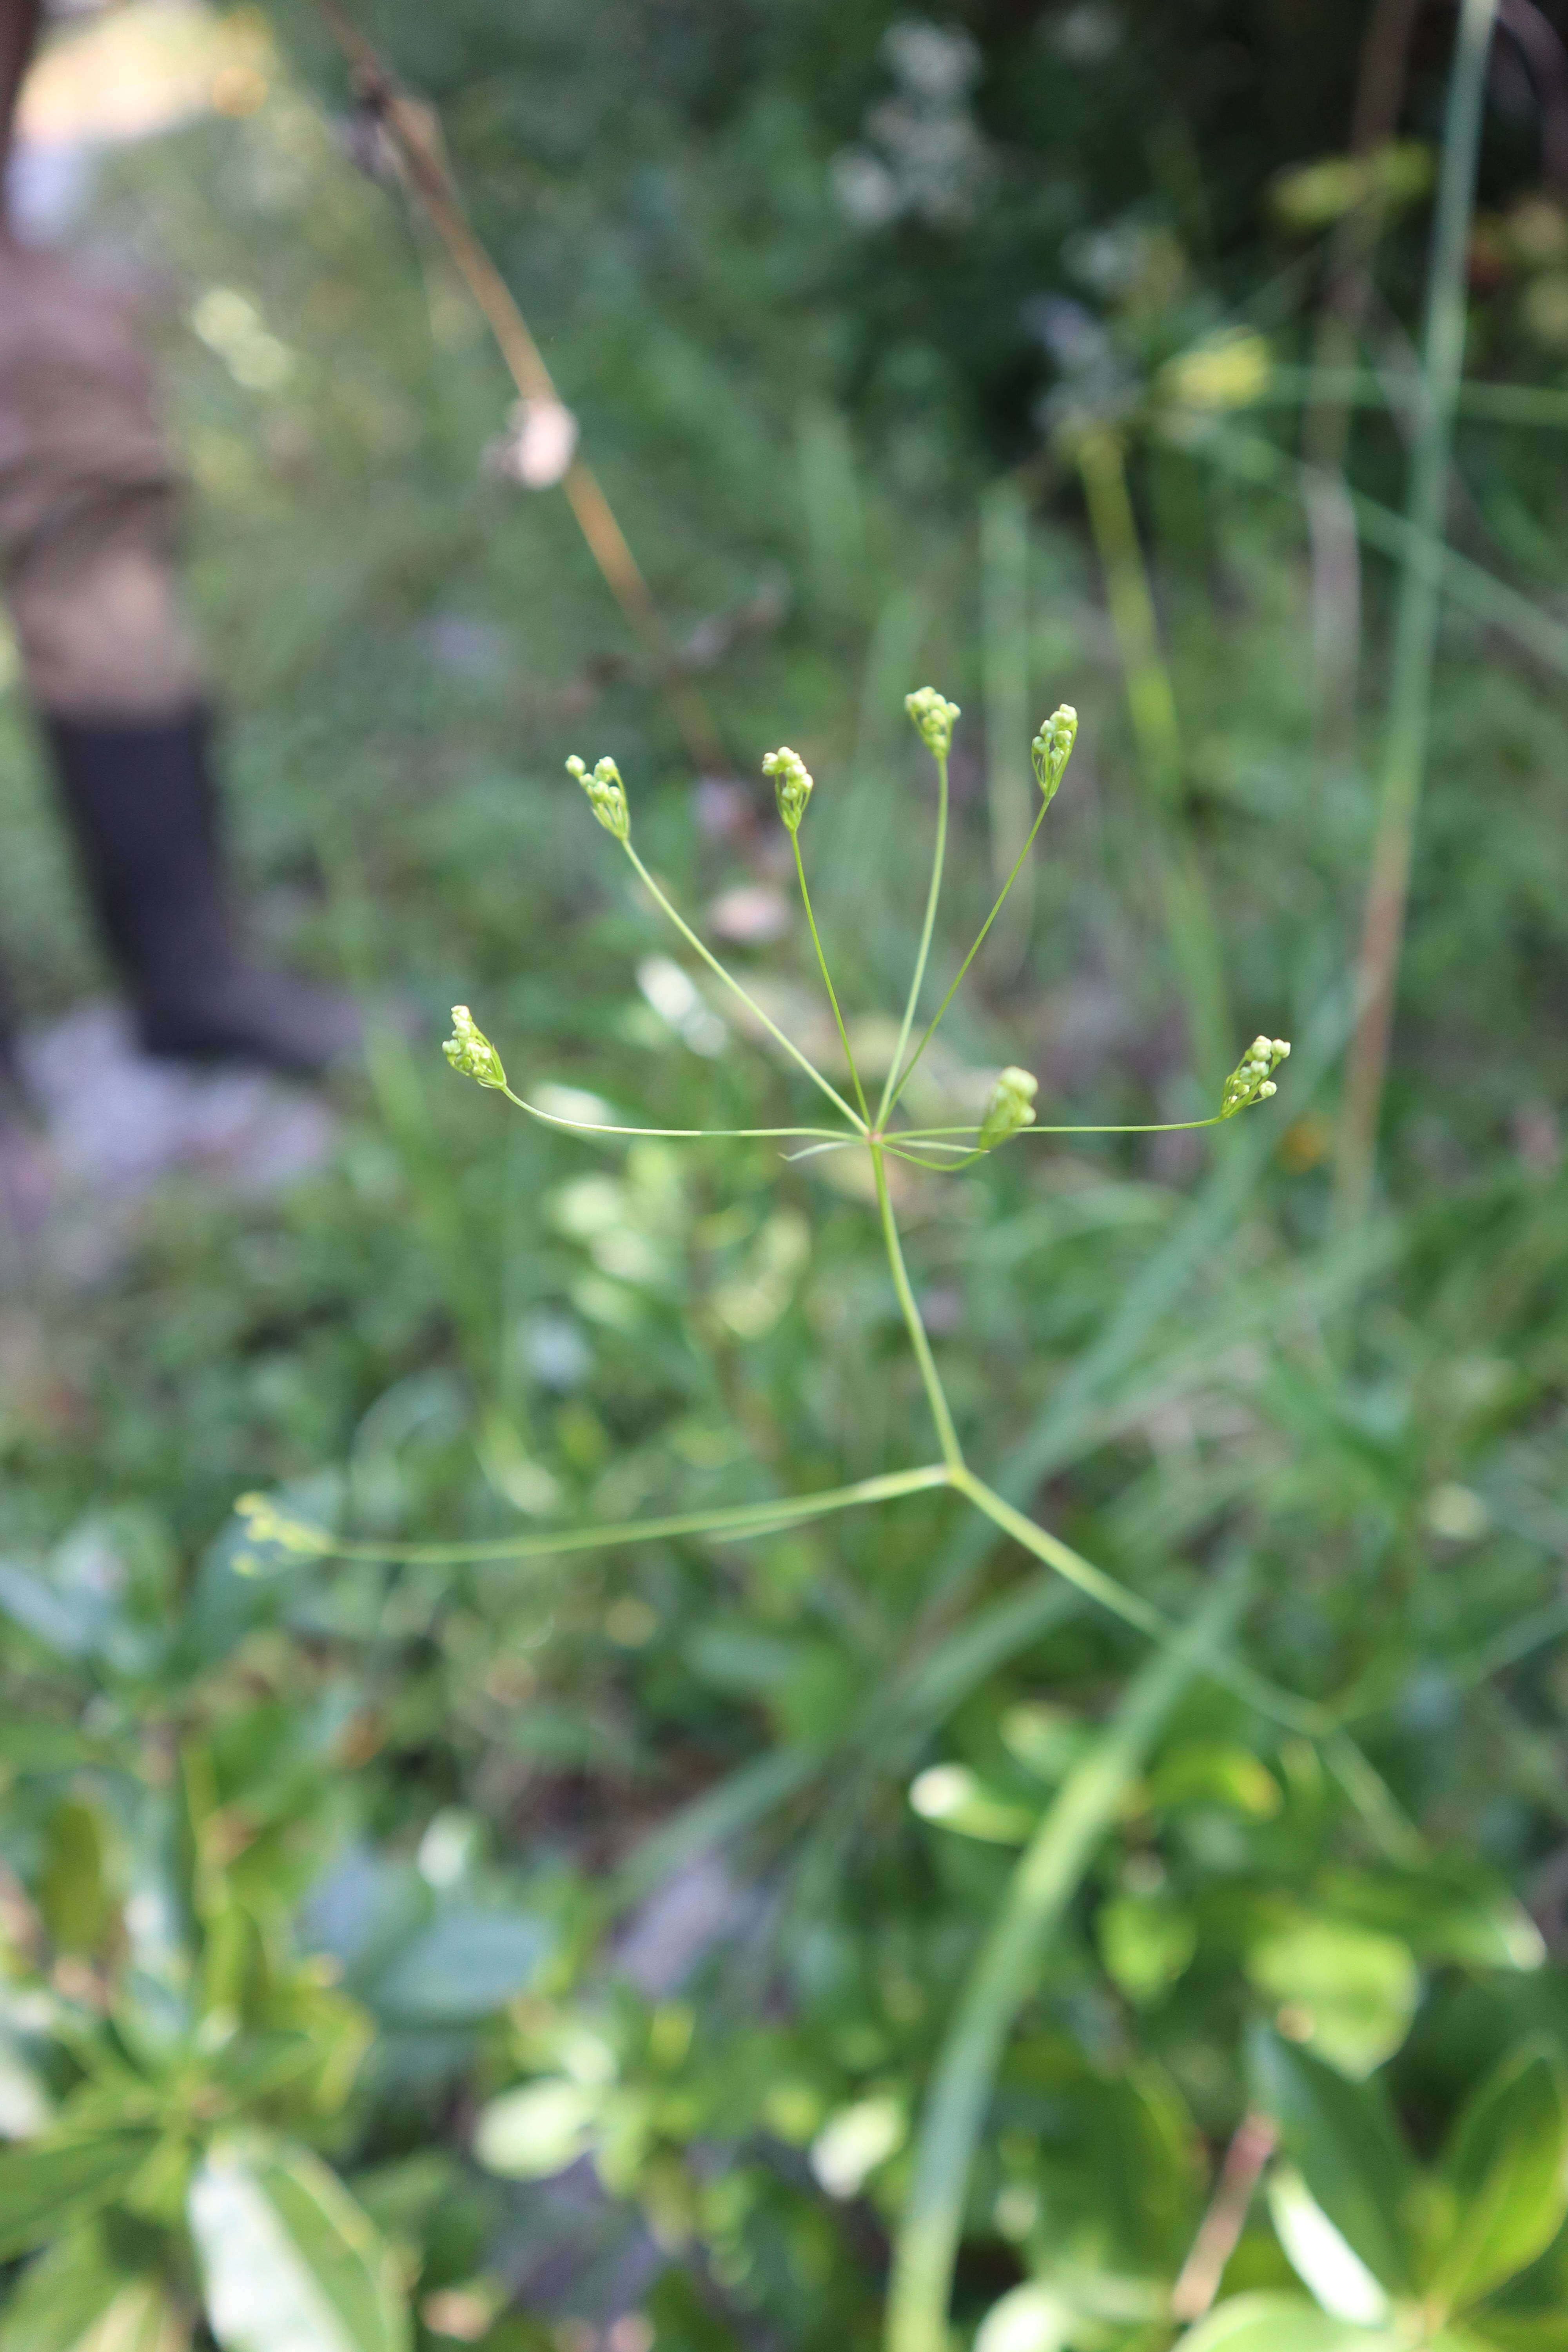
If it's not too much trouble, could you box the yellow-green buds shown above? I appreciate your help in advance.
[566,753,630,843]
[762,745,814,833]
[1031,705,1078,805]
[905,687,961,760]
[1218,1034,1290,1119]
[979,1065,1038,1150]
[234,1493,327,1556]
[444,1005,507,1090]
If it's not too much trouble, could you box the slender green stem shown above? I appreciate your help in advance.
[885,1568,1249,2352]
[245,1463,953,1568]
[622,842,865,1131]
[792,834,869,1122]
[955,1470,1327,1739]
[888,1113,1233,1171]
[878,752,950,1124]
[499,1089,844,1144]
[1334,0,1501,1229]
[882,795,1049,1120]
[872,1145,964,1471]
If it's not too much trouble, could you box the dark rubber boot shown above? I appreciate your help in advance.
[45,708,363,1076]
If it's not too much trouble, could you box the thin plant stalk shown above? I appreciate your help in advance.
[792,835,870,1122]
[622,841,865,1130]
[958,1470,1327,1738]
[1334,0,1503,1228]
[872,1146,964,1471]
[498,1090,846,1144]
[1076,424,1230,1087]
[313,0,726,776]
[243,1463,953,1569]
[878,750,951,1124]
[884,1568,1249,2352]
[881,794,1050,1120]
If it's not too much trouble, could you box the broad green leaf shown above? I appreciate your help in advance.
[1178,2293,1395,2350]
[188,2135,410,2352]
[472,2080,603,2180]
[1429,2041,1568,2307]
[1267,2165,1392,2325]
[973,2282,1072,2352]
[1246,1919,1419,2078]
[1323,1868,1545,1973]
[1097,1891,1196,2004]
[1250,2033,1414,2293]
[39,1798,114,1958]
[907,1763,1036,1844]
[0,2137,156,2261]
[1146,1743,1282,1819]
[0,2229,188,2352]
[365,1908,551,2025]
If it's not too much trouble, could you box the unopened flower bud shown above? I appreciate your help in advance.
[444,1004,507,1090]
[234,1493,327,1556]
[1218,1033,1290,1119]
[1031,705,1078,804]
[905,686,961,760]
[762,745,814,833]
[979,1065,1039,1151]
[566,752,630,842]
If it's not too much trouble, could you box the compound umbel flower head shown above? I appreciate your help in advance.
[979,1065,1039,1151]
[1031,705,1078,805]
[444,1005,508,1090]
[905,686,961,761]
[1219,1034,1290,1119]
[762,745,814,833]
[566,753,630,842]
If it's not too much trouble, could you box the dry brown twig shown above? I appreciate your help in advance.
[313,0,730,777]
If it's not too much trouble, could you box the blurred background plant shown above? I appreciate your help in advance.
[7,2,1568,2348]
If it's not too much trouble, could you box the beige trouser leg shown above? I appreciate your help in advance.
[0,247,204,720]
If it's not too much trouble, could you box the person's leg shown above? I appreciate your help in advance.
[0,246,361,1074]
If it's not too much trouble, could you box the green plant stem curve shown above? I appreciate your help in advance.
[879,751,950,1124]
[622,841,865,1130]
[872,1144,964,1471]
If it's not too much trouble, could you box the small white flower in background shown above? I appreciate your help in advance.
[485,396,579,488]
[1219,1035,1290,1120]
[831,19,993,230]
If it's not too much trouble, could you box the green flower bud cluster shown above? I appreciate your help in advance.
[233,1493,326,1555]
[1218,1034,1290,1119]
[566,753,630,842]
[443,1004,508,1090]
[978,1065,1039,1151]
[905,686,961,760]
[1031,704,1078,804]
[762,745,814,833]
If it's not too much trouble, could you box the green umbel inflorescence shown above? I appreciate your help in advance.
[1031,703,1079,804]
[978,1065,1039,1150]
[566,753,630,842]
[1219,1033,1290,1118]
[762,745,814,832]
[905,686,961,760]
[443,1005,508,1089]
